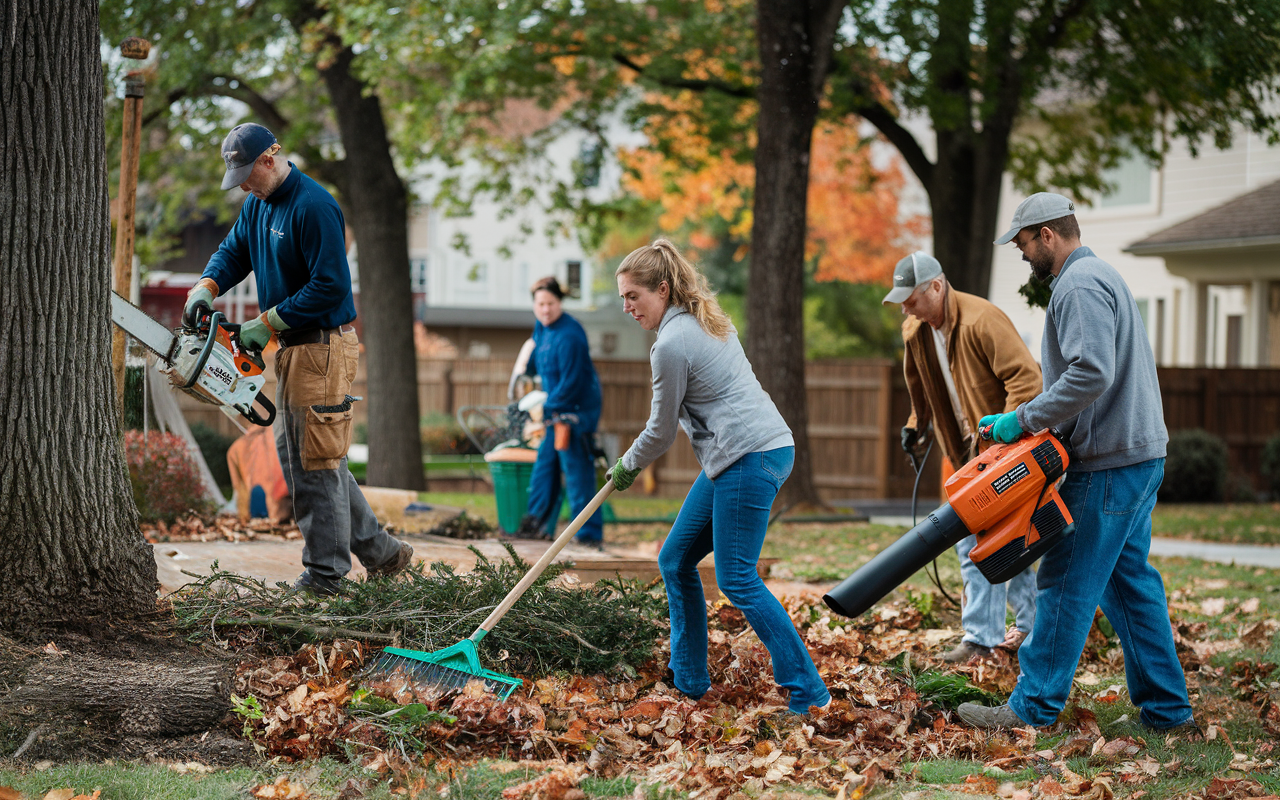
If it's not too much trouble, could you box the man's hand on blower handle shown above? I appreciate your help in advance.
[978,411,1025,444]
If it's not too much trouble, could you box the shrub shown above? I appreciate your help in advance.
[421,411,477,455]
[123,430,213,522]
[1159,429,1228,503]
[1262,434,1280,500]
[189,421,236,492]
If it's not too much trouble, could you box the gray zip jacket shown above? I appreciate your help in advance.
[1015,246,1167,471]
[622,306,793,479]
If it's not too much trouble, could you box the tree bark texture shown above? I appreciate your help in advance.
[0,0,160,631]
[316,45,425,492]
[747,0,845,507]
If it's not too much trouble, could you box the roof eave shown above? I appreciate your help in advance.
[1123,234,1280,256]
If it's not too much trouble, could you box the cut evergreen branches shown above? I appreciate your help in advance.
[169,545,667,676]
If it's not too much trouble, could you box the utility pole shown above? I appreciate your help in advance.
[111,36,151,416]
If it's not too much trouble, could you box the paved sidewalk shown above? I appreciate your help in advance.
[1148,537,1280,568]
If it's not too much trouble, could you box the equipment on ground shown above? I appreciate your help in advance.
[368,480,618,698]
[824,430,1074,618]
[110,292,276,427]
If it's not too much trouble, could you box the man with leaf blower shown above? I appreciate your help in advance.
[957,194,1195,733]
[185,123,413,597]
[886,252,1042,663]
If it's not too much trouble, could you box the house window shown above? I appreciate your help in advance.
[566,261,582,298]
[410,257,429,294]
[1098,152,1152,208]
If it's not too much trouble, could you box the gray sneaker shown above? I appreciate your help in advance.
[366,541,414,579]
[957,702,1028,729]
[940,640,993,663]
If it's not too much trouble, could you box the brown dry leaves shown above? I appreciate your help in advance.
[143,512,300,543]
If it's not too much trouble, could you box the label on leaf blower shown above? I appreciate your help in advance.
[991,462,1030,495]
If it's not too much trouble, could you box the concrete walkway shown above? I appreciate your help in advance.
[1148,536,1280,568]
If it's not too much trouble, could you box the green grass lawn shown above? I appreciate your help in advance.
[1152,502,1280,545]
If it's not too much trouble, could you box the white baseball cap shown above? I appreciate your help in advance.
[882,252,943,304]
[995,192,1076,245]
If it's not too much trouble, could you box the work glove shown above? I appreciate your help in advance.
[183,278,218,328]
[900,426,919,454]
[608,457,642,492]
[238,306,288,351]
[978,411,1025,444]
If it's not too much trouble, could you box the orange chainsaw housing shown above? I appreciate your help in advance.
[944,430,1075,583]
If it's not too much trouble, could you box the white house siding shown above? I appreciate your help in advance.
[989,128,1280,366]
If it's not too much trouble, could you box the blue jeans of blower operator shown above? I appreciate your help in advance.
[1009,457,1194,729]
[525,409,604,543]
[659,447,830,715]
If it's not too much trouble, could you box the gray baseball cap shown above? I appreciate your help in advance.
[883,252,944,304]
[219,123,277,190]
[994,192,1076,244]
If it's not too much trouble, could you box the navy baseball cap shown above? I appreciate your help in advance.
[883,251,944,304]
[219,123,277,190]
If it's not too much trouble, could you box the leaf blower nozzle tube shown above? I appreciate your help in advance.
[822,503,970,618]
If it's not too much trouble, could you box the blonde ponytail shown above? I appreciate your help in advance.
[615,239,733,340]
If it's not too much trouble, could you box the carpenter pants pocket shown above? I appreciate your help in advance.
[304,398,355,471]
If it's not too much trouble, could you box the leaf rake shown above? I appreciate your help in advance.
[367,480,617,700]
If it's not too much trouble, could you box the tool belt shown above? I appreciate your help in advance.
[278,325,353,348]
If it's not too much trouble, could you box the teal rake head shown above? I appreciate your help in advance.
[369,632,522,701]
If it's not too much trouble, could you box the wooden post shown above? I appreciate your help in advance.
[110,36,151,415]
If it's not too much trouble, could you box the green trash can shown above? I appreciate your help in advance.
[488,457,536,534]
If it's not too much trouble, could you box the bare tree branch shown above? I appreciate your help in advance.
[847,84,935,190]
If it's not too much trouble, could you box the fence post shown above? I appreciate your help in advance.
[1202,370,1219,431]
[876,362,892,497]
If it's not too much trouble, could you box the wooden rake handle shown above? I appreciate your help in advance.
[475,480,617,635]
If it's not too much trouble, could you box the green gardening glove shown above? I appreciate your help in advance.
[979,411,1025,444]
[238,316,273,350]
[609,457,642,492]
[183,285,214,328]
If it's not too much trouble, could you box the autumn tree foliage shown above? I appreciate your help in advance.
[619,110,927,287]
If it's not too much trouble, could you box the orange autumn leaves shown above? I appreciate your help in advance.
[619,106,928,284]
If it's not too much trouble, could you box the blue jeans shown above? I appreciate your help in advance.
[955,534,1037,647]
[1010,458,1193,728]
[659,447,830,714]
[525,409,603,542]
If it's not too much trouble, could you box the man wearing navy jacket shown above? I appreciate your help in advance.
[185,123,412,596]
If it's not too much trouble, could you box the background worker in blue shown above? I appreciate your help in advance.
[958,193,1195,733]
[184,123,413,596]
[513,276,605,546]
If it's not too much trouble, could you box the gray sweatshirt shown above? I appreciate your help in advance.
[1015,246,1167,471]
[622,306,793,479]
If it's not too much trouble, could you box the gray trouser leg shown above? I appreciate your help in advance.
[275,378,398,591]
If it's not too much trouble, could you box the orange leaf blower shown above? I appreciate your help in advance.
[823,430,1075,618]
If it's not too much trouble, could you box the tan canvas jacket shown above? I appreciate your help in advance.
[903,287,1043,467]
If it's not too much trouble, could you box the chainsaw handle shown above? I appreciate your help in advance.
[242,391,276,427]
[182,310,223,389]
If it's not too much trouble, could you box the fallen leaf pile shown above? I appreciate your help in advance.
[143,512,300,543]
[234,640,365,759]
[221,593,1280,799]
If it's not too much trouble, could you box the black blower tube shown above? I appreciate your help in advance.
[823,503,970,618]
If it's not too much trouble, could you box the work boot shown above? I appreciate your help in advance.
[290,571,344,598]
[506,514,551,540]
[573,537,606,552]
[940,640,993,663]
[367,540,414,579]
[956,702,1028,729]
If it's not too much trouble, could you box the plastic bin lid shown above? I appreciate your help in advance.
[485,446,539,463]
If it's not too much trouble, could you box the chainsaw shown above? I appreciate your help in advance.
[110,291,276,427]
[824,429,1074,618]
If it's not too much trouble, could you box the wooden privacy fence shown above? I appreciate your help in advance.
[176,356,1280,496]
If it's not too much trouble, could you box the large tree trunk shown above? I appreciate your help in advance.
[747,0,845,508]
[0,0,159,632]
[317,46,425,492]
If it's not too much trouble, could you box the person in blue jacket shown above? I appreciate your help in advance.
[183,123,412,596]
[513,276,605,546]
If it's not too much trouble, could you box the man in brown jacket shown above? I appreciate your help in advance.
[885,252,1043,662]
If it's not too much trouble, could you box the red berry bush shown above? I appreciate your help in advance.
[123,430,213,522]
